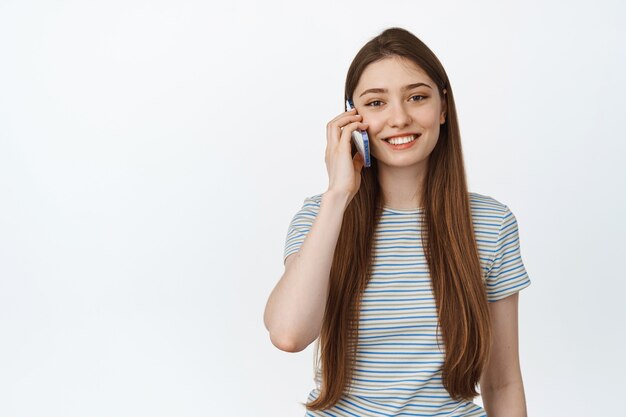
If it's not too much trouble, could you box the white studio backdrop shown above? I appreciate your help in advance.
[1,0,625,416]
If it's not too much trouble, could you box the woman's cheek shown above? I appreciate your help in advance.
[364,118,384,137]
[416,106,440,126]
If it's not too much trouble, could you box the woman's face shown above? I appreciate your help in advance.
[352,56,446,169]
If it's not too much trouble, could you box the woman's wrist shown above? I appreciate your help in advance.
[322,188,353,212]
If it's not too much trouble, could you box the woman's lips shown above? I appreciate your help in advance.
[383,133,420,150]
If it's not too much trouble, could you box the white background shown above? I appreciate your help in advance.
[1,1,625,416]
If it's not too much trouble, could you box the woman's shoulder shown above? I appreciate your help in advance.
[288,192,324,217]
[468,191,511,215]
[306,193,324,204]
[298,193,324,210]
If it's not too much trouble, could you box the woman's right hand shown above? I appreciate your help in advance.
[325,108,369,201]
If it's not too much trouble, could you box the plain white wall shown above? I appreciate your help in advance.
[1,0,625,416]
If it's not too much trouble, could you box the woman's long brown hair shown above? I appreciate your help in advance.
[305,27,492,411]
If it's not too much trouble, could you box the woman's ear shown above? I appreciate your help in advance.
[440,88,447,124]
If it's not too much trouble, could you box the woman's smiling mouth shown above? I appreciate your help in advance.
[383,133,421,149]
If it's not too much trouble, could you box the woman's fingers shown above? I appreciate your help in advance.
[339,121,369,149]
[328,108,356,125]
[323,106,369,198]
[325,119,368,167]
[326,110,362,145]
[352,150,365,171]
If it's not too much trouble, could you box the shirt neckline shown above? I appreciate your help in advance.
[381,206,424,214]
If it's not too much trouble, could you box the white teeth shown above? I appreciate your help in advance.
[386,135,417,145]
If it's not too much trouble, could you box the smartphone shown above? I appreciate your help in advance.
[346,98,371,168]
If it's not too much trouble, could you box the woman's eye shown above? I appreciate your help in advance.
[366,100,383,107]
[410,95,427,101]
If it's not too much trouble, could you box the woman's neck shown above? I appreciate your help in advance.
[377,161,428,209]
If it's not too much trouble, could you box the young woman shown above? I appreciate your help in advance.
[264,27,531,417]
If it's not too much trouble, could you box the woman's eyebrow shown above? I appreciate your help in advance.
[359,82,432,97]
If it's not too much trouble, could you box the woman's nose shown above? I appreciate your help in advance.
[387,104,412,127]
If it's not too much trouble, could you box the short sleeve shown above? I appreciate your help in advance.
[485,205,531,302]
[283,194,322,264]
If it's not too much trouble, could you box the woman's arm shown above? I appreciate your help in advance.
[479,292,528,417]
[263,190,351,353]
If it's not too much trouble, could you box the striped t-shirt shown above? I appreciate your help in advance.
[283,191,531,417]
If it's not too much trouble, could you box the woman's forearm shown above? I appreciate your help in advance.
[264,190,351,352]
[481,381,528,417]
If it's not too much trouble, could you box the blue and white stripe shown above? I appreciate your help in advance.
[283,192,531,417]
